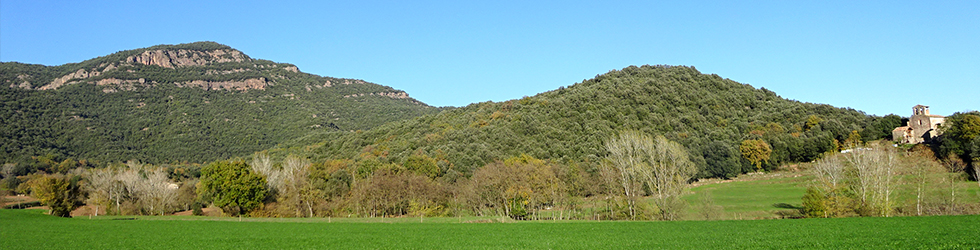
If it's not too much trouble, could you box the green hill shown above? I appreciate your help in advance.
[284,65,893,179]
[0,42,440,164]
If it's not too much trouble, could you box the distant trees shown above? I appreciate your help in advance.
[604,130,695,220]
[198,161,267,216]
[349,170,445,218]
[468,155,564,219]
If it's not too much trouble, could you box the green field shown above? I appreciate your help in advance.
[3,209,979,249]
[683,171,980,220]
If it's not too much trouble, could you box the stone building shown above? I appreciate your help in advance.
[892,105,945,144]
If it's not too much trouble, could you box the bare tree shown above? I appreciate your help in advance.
[644,135,695,221]
[252,152,282,191]
[1,163,15,179]
[140,170,178,215]
[903,146,943,216]
[942,154,966,206]
[813,154,844,191]
[605,130,694,220]
[83,167,124,216]
[280,155,311,217]
[603,130,648,220]
[115,161,178,215]
[844,142,898,217]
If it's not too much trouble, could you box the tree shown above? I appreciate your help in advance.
[20,173,83,217]
[845,142,898,217]
[113,162,180,215]
[904,145,943,216]
[843,130,863,150]
[740,139,772,171]
[279,155,311,217]
[938,112,980,170]
[83,167,124,216]
[198,160,268,216]
[702,141,740,179]
[404,154,440,179]
[604,130,695,220]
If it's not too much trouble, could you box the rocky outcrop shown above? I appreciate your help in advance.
[40,69,100,90]
[344,91,410,99]
[97,78,153,93]
[176,77,268,91]
[205,68,250,75]
[9,74,32,89]
[322,79,366,87]
[127,49,248,68]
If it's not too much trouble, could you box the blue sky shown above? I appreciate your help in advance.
[2,1,977,116]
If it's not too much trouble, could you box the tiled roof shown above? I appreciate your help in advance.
[893,126,910,132]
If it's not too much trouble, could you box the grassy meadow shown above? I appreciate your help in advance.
[682,169,980,220]
[3,209,979,249]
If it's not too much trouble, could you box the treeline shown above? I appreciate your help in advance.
[1,132,715,220]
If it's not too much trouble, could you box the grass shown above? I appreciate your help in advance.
[683,170,980,220]
[3,209,980,249]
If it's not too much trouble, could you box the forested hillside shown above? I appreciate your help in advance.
[0,42,440,164]
[283,65,893,179]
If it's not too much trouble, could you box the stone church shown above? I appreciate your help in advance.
[893,105,945,144]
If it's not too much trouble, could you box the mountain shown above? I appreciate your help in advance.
[0,42,440,164]
[279,65,889,179]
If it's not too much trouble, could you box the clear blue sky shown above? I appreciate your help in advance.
[2,0,977,116]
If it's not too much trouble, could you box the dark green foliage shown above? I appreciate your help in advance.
[292,65,872,178]
[191,202,204,216]
[0,42,439,164]
[198,160,267,216]
[861,114,903,141]
[702,141,740,179]
[936,111,980,172]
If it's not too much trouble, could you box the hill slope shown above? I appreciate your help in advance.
[285,65,882,178]
[0,42,440,164]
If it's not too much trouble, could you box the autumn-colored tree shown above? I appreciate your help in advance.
[404,154,440,179]
[469,155,564,220]
[843,130,863,150]
[20,173,83,217]
[740,139,772,171]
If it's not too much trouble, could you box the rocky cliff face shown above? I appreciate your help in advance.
[21,45,291,92]
[126,49,249,68]
[176,77,268,91]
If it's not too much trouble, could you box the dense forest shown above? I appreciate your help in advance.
[0,42,440,165]
[277,65,895,179]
